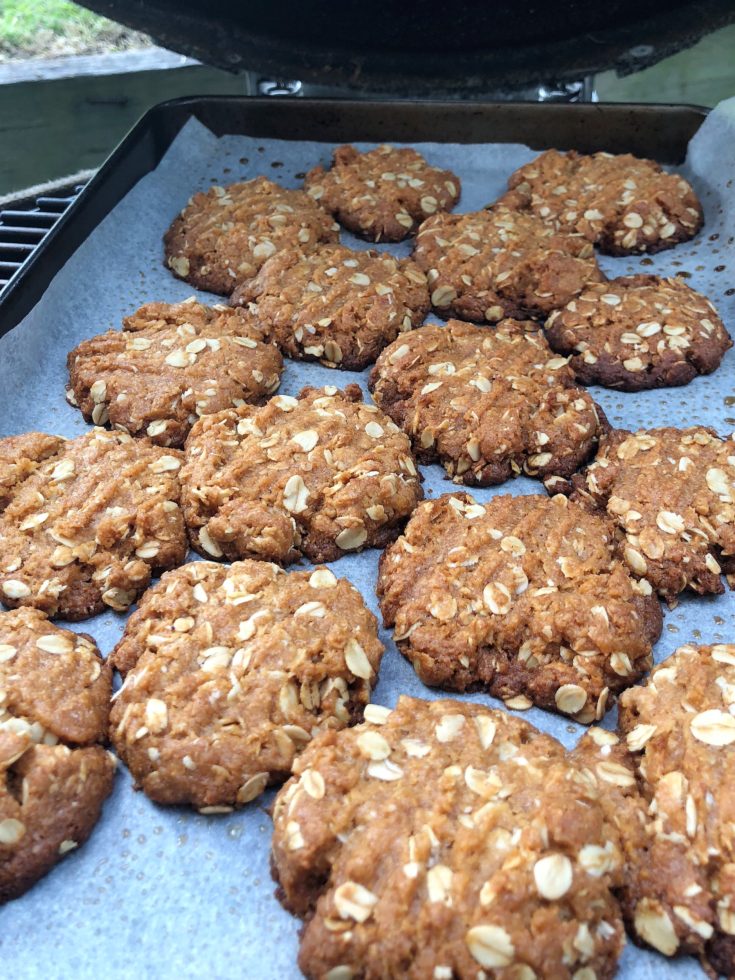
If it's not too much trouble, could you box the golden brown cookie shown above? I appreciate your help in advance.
[378,492,662,721]
[181,385,422,565]
[67,299,283,447]
[559,426,735,601]
[499,149,703,255]
[413,206,604,322]
[369,319,605,486]
[576,644,735,976]
[163,177,339,295]
[0,606,114,902]
[304,144,460,242]
[230,244,429,370]
[272,695,628,980]
[110,560,383,810]
[0,429,187,620]
[545,276,731,391]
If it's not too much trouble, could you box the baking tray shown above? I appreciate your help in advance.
[0,98,725,980]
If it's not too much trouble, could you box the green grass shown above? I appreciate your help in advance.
[0,0,149,59]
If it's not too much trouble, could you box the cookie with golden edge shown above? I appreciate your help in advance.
[0,606,114,902]
[164,176,339,295]
[67,299,283,447]
[304,144,460,242]
[110,560,383,810]
[272,695,629,980]
[0,428,186,620]
[181,384,422,566]
[378,492,662,721]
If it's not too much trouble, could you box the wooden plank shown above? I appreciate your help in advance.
[0,47,197,84]
[0,59,250,195]
[596,24,735,108]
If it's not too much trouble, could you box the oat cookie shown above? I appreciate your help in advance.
[231,245,429,371]
[369,319,605,487]
[67,299,283,447]
[378,492,661,721]
[0,606,114,902]
[164,177,339,295]
[545,276,731,391]
[578,644,735,976]
[413,206,604,323]
[304,144,460,242]
[110,560,383,810]
[181,385,422,565]
[0,428,187,620]
[272,694,628,980]
[499,149,703,255]
[561,426,735,600]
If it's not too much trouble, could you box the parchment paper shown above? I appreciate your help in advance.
[1,97,735,979]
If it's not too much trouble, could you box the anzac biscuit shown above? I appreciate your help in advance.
[499,149,703,255]
[0,606,114,902]
[272,695,628,980]
[560,426,735,600]
[231,244,429,371]
[67,299,283,447]
[413,206,603,322]
[545,276,731,391]
[0,428,186,620]
[164,177,339,295]
[181,385,422,565]
[378,492,661,721]
[304,144,460,242]
[110,560,383,809]
[577,644,735,976]
[369,319,604,487]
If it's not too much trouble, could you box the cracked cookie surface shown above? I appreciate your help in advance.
[0,607,114,901]
[0,429,186,620]
[181,385,422,565]
[110,560,383,809]
[413,206,603,322]
[498,149,703,255]
[231,244,429,370]
[378,492,661,721]
[577,644,735,976]
[304,144,460,242]
[369,319,605,487]
[164,177,339,295]
[545,276,731,391]
[559,426,735,600]
[67,299,283,447]
[272,695,628,980]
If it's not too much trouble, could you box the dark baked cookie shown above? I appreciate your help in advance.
[304,144,460,242]
[0,606,114,902]
[499,149,703,255]
[181,385,422,565]
[272,695,628,980]
[0,429,187,620]
[413,206,604,322]
[163,177,339,295]
[559,426,735,601]
[545,276,731,391]
[378,492,662,721]
[576,644,735,975]
[230,244,429,371]
[67,299,283,447]
[369,319,605,487]
[110,560,383,810]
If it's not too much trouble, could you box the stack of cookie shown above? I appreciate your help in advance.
[2,138,733,980]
